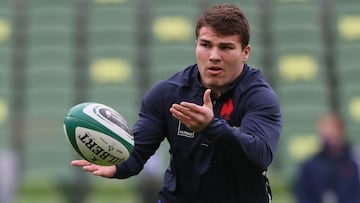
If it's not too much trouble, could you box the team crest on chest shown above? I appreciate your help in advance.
[177,121,195,138]
[220,98,234,121]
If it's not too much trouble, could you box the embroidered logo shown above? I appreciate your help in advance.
[177,121,195,138]
[220,98,234,121]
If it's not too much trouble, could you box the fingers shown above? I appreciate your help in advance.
[170,103,210,132]
[71,160,102,175]
[172,103,196,115]
[169,89,214,132]
[170,103,203,126]
[170,105,192,121]
[82,164,99,173]
[82,165,104,177]
[71,159,92,167]
[71,160,99,175]
[179,102,202,113]
[92,170,104,176]
[177,89,212,111]
[71,160,100,174]
[203,89,212,108]
[71,160,117,178]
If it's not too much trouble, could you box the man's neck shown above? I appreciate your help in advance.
[210,89,221,99]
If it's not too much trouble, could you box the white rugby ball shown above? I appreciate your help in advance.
[63,102,134,166]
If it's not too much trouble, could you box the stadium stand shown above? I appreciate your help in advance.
[88,0,138,125]
[342,87,360,139]
[150,0,197,84]
[334,0,360,142]
[271,0,329,177]
[89,1,135,50]
[151,44,195,81]
[25,0,76,177]
[0,0,12,149]
[27,0,75,115]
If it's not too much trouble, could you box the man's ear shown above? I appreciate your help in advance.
[242,45,251,62]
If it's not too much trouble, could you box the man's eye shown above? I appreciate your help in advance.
[201,43,211,48]
[220,46,233,50]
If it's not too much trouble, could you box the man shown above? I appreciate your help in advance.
[72,4,282,202]
[294,113,360,203]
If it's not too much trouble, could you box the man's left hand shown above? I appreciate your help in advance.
[170,89,214,132]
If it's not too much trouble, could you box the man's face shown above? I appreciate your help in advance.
[196,26,250,92]
[317,116,344,148]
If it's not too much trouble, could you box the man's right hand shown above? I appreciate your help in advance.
[71,160,116,178]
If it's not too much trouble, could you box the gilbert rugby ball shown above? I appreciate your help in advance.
[63,102,134,166]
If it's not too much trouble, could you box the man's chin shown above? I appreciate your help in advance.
[202,81,225,90]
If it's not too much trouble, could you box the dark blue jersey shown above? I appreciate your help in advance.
[113,64,282,202]
[295,145,360,203]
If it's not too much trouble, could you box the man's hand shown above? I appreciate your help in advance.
[170,89,214,132]
[71,160,116,178]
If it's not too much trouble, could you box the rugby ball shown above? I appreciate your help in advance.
[63,102,134,166]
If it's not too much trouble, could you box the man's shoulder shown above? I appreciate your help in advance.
[243,64,277,91]
[237,65,279,106]
[167,64,198,82]
[144,64,198,98]
[241,65,269,88]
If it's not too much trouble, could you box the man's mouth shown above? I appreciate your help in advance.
[207,66,223,75]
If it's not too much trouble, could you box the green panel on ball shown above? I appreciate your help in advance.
[63,116,103,160]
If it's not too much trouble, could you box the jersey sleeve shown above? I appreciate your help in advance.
[202,88,282,170]
[112,82,167,179]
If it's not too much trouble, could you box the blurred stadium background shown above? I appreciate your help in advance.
[0,0,359,202]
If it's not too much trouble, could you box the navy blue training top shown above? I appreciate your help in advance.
[295,145,360,203]
[113,64,282,203]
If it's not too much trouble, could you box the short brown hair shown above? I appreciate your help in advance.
[195,4,250,49]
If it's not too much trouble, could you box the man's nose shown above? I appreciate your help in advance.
[209,48,221,62]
